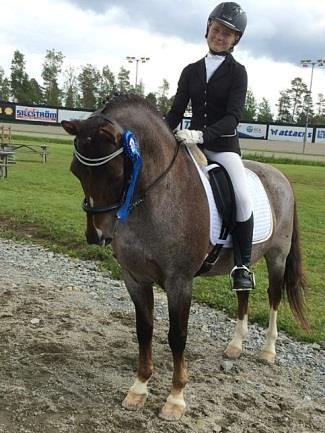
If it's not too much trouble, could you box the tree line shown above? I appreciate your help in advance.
[0,49,171,115]
[0,49,325,124]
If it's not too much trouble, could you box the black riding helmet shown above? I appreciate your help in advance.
[205,2,247,40]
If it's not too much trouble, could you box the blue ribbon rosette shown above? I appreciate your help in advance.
[116,130,142,223]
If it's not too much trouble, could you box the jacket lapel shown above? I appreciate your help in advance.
[208,54,234,82]
[194,54,235,85]
[195,58,207,86]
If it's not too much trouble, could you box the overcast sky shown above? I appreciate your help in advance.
[1,0,325,113]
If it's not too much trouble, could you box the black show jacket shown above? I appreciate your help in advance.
[166,53,247,154]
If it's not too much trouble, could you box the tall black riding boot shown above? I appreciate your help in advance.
[230,213,255,291]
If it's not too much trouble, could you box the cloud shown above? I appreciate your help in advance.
[1,0,324,114]
[65,0,325,64]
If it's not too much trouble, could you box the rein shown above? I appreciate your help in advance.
[75,113,180,220]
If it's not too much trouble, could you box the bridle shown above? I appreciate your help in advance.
[74,110,180,219]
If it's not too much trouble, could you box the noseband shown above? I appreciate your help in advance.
[74,110,180,223]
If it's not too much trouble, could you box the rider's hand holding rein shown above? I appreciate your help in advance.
[175,129,204,145]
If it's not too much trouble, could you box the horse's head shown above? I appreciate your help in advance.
[62,115,125,246]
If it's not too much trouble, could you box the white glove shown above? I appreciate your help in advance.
[175,129,203,145]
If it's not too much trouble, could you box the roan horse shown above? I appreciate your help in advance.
[61,94,308,421]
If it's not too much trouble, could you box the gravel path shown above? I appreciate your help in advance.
[0,237,324,433]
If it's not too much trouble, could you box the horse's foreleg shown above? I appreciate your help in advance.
[224,291,249,359]
[122,273,154,410]
[160,279,192,421]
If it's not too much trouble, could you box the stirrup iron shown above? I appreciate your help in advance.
[229,265,256,292]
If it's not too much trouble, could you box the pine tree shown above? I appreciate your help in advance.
[288,77,308,122]
[0,67,10,101]
[78,64,101,109]
[42,49,64,106]
[63,66,80,108]
[28,78,43,105]
[296,91,314,125]
[117,67,131,94]
[242,88,257,121]
[157,79,171,116]
[313,93,325,124]
[10,50,31,103]
[257,98,273,123]
[276,90,292,123]
[98,66,117,104]
[145,92,158,110]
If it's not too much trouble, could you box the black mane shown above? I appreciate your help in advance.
[103,93,160,116]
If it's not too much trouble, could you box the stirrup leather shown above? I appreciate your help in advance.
[229,265,256,292]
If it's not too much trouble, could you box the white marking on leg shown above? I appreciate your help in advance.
[166,389,186,409]
[228,314,248,351]
[129,378,149,396]
[262,308,278,355]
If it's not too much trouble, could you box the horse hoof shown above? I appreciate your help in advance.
[224,345,242,359]
[259,350,276,364]
[159,401,186,421]
[122,391,147,410]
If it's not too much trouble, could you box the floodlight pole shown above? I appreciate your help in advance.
[300,59,325,153]
[126,56,150,90]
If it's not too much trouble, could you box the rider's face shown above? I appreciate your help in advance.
[207,21,238,53]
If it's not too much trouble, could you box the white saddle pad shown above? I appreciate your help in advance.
[187,148,273,247]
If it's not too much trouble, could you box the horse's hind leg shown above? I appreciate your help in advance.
[159,277,192,421]
[224,291,249,359]
[260,250,285,364]
[122,271,154,410]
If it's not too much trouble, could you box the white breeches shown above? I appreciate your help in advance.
[204,150,253,222]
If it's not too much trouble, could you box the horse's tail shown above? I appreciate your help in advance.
[283,202,309,330]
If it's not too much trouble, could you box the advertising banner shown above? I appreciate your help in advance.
[16,105,58,123]
[314,128,325,144]
[238,123,267,139]
[0,102,15,120]
[58,109,93,122]
[268,125,313,143]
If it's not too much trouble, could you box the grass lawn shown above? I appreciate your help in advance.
[0,136,324,343]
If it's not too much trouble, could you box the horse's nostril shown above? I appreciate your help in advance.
[104,237,113,245]
[99,235,113,246]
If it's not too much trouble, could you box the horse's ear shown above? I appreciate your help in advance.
[61,120,80,136]
[99,123,122,144]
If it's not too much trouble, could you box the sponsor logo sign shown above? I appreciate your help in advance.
[238,123,267,139]
[268,125,313,142]
[16,105,57,123]
[0,102,15,120]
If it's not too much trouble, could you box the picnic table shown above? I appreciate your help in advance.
[0,149,15,179]
[7,144,48,163]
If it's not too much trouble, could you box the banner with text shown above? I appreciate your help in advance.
[268,125,313,143]
[15,105,58,123]
[238,123,267,139]
[58,109,93,122]
[315,128,325,144]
